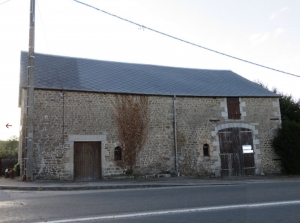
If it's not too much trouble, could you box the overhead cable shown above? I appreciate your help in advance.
[0,0,13,6]
[73,0,300,78]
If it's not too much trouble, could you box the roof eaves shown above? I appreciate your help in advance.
[30,86,280,98]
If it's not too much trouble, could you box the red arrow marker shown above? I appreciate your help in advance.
[6,123,12,129]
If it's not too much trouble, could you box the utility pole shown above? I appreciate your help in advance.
[25,0,35,181]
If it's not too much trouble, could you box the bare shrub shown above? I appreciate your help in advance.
[112,95,150,170]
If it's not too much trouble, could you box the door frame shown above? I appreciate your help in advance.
[74,141,101,181]
[211,123,261,176]
[219,128,255,176]
[68,135,106,180]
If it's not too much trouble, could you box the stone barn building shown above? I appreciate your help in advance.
[19,52,281,180]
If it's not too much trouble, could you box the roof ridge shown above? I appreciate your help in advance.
[21,51,232,72]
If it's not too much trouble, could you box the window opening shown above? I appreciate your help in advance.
[227,97,241,119]
[203,144,209,156]
[114,146,122,161]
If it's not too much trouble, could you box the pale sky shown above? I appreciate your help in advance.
[0,0,299,140]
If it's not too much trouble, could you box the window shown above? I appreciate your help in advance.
[203,144,209,156]
[227,97,240,119]
[114,146,122,161]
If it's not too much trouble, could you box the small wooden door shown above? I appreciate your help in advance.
[74,142,101,181]
[219,128,255,176]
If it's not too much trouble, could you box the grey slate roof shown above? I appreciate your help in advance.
[19,52,278,97]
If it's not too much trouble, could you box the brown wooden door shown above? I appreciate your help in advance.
[219,128,254,176]
[219,130,234,176]
[74,142,101,181]
[239,130,255,175]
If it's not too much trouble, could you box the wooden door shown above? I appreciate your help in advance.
[219,128,254,176]
[231,128,242,176]
[74,142,101,181]
[239,130,255,175]
[219,130,234,176]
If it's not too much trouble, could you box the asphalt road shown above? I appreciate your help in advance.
[0,180,300,223]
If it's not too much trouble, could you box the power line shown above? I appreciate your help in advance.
[73,0,300,78]
[0,0,13,6]
[36,0,51,52]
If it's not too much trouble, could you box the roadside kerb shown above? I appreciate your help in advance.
[0,182,241,191]
[1,175,299,191]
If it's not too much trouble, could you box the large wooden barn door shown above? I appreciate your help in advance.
[74,142,101,181]
[219,128,254,176]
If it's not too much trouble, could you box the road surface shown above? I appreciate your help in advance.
[0,180,300,223]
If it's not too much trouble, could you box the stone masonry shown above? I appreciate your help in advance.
[19,89,281,180]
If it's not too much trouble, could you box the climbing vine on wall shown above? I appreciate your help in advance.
[112,95,150,170]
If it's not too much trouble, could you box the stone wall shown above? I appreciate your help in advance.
[136,97,175,174]
[176,97,281,176]
[176,97,223,176]
[243,98,282,173]
[24,90,176,180]
[19,89,281,180]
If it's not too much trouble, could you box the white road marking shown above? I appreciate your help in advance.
[34,200,300,223]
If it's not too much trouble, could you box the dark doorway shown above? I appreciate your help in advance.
[219,128,255,176]
[74,142,101,181]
